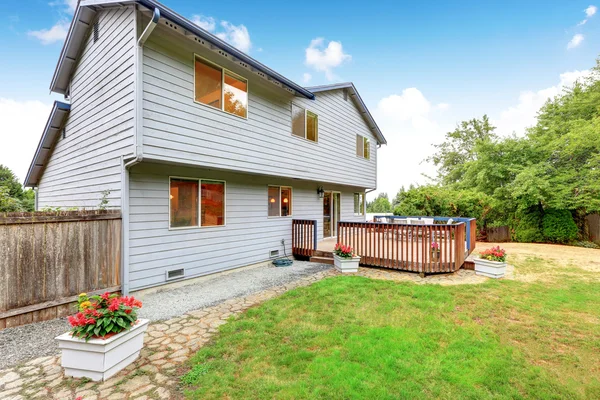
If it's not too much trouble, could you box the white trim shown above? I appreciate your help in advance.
[267,185,293,218]
[168,175,227,230]
[193,53,249,120]
[353,192,365,216]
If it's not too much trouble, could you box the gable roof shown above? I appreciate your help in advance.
[306,82,387,145]
[51,0,315,100]
[24,102,71,187]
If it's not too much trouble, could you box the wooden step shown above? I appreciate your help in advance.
[312,250,333,258]
[309,256,334,265]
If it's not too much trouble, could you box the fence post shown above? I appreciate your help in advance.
[313,220,318,253]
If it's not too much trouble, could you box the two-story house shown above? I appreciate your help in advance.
[25,0,386,293]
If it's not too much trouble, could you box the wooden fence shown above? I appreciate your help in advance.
[0,210,122,329]
[586,213,600,244]
[292,219,317,257]
[486,226,511,242]
[337,222,467,274]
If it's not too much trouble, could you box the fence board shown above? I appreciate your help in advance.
[0,211,122,329]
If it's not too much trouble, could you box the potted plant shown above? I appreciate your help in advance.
[333,243,361,273]
[55,292,148,381]
[430,241,440,262]
[474,246,507,278]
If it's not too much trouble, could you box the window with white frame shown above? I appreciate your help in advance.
[291,104,318,142]
[356,135,370,159]
[353,192,365,215]
[170,177,226,228]
[194,55,248,118]
[268,186,292,217]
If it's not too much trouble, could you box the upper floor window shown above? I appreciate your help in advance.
[170,177,226,228]
[194,55,248,118]
[268,186,292,217]
[291,104,318,142]
[354,193,365,215]
[356,134,370,160]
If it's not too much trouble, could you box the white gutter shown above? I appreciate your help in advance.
[121,7,159,295]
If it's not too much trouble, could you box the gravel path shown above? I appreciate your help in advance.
[0,260,331,370]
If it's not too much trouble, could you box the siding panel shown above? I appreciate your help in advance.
[37,7,136,209]
[128,163,365,290]
[141,26,378,188]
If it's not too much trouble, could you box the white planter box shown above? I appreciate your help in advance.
[474,258,507,279]
[55,319,149,381]
[333,254,361,273]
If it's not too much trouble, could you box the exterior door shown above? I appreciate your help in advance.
[323,192,332,237]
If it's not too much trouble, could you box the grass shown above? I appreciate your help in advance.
[182,245,600,399]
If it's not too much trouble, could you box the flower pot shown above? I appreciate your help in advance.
[333,254,361,273]
[473,258,506,279]
[55,319,149,381]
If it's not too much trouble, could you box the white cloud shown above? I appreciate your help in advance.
[302,73,312,83]
[578,5,597,25]
[49,0,77,13]
[28,20,69,45]
[305,38,351,81]
[191,15,252,53]
[567,33,584,49]
[191,15,216,32]
[494,69,591,136]
[215,21,252,54]
[0,99,52,183]
[373,89,452,198]
[585,5,597,17]
[436,103,450,111]
[64,0,78,13]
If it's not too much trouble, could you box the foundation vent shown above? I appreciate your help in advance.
[270,250,279,258]
[166,268,184,281]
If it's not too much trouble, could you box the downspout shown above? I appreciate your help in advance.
[121,6,159,295]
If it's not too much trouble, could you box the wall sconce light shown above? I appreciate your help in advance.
[269,197,275,203]
[317,186,324,199]
[283,198,289,203]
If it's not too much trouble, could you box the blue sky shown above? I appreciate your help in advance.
[1,0,599,197]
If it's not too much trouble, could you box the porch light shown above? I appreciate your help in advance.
[269,197,275,203]
[317,186,324,199]
[283,198,289,203]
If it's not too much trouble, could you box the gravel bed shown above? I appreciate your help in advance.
[138,260,332,321]
[0,260,331,370]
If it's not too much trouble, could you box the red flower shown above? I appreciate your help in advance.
[108,298,121,312]
[101,292,111,300]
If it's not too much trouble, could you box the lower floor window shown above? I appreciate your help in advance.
[170,177,225,228]
[354,192,365,215]
[268,186,292,217]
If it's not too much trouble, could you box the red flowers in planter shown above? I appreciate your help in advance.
[479,246,507,262]
[334,243,354,258]
[68,292,142,341]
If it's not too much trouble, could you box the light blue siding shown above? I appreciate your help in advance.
[140,23,378,189]
[128,162,365,291]
[37,7,136,209]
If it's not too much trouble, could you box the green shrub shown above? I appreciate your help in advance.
[513,207,544,243]
[542,209,578,243]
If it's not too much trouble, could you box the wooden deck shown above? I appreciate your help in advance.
[293,219,474,274]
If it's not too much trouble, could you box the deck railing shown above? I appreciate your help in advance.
[292,219,317,258]
[374,215,477,255]
[338,221,467,273]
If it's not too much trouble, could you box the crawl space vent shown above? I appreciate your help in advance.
[270,250,279,258]
[166,268,184,281]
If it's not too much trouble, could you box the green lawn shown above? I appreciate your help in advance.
[182,251,600,399]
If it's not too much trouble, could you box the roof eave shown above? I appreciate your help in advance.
[306,82,387,145]
[50,0,314,100]
[24,102,71,187]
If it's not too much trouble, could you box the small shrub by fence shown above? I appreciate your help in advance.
[0,210,122,329]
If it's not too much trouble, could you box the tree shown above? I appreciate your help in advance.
[0,165,35,212]
[427,115,497,186]
[367,193,392,213]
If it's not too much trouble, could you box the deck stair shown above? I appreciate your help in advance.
[309,250,334,265]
